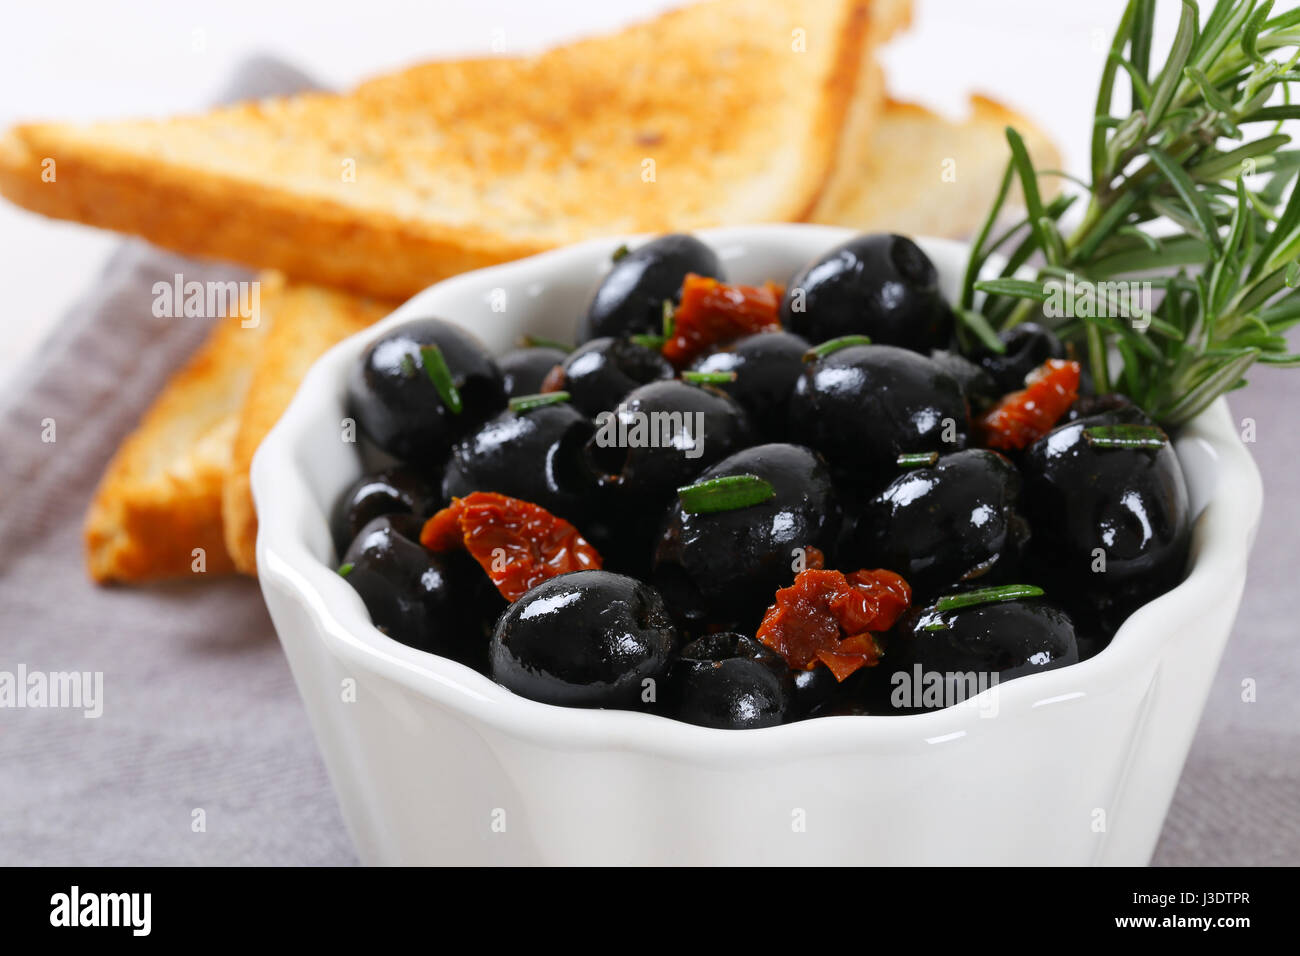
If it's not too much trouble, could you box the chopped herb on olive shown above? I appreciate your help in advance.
[508,391,571,412]
[681,370,738,385]
[896,451,939,468]
[1082,424,1169,450]
[420,344,464,414]
[803,334,874,361]
[677,474,776,514]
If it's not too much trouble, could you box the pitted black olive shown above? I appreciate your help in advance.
[868,598,1079,714]
[670,633,790,729]
[330,466,442,556]
[347,318,506,466]
[490,570,678,708]
[654,443,840,634]
[340,514,500,671]
[548,337,674,417]
[586,379,753,503]
[580,234,724,342]
[498,346,570,398]
[971,322,1067,391]
[787,344,969,492]
[690,331,810,441]
[1021,406,1191,625]
[845,449,1030,598]
[442,403,597,527]
[780,233,954,351]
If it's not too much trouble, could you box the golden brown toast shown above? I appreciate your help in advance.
[222,283,391,574]
[0,0,909,301]
[811,95,1062,234]
[84,300,270,582]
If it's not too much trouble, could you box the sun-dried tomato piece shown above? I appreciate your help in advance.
[816,634,885,683]
[661,273,783,368]
[756,568,912,681]
[420,505,467,551]
[539,364,567,394]
[420,491,602,602]
[978,358,1080,451]
[839,569,912,632]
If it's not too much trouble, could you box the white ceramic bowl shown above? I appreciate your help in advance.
[254,224,1262,866]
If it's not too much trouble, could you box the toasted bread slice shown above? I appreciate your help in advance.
[811,94,1062,235]
[84,293,272,583]
[0,0,908,301]
[222,283,391,574]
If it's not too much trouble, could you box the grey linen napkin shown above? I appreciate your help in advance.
[0,58,1296,866]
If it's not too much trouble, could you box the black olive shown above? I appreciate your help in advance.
[789,665,842,719]
[489,570,678,709]
[845,449,1030,599]
[340,514,500,672]
[580,234,724,342]
[669,633,790,729]
[1066,607,1122,662]
[1021,406,1191,623]
[970,322,1066,391]
[585,379,753,503]
[579,380,752,579]
[787,344,969,493]
[329,466,442,557]
[442,403,597,529]
[548,337,674,417]
[653,443,841,634]
[781,233,954,351]
[1063,391,1136,422]
[690,331,810,441]
[868,598,1079,714]
[929,348,1000,413]
[498,346,570,398]
[575,508,663,583]
[347,319,506,466]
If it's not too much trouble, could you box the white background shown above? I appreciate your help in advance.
[0,0,1187,384]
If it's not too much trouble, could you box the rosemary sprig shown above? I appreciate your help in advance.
[962,0,1300,427]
